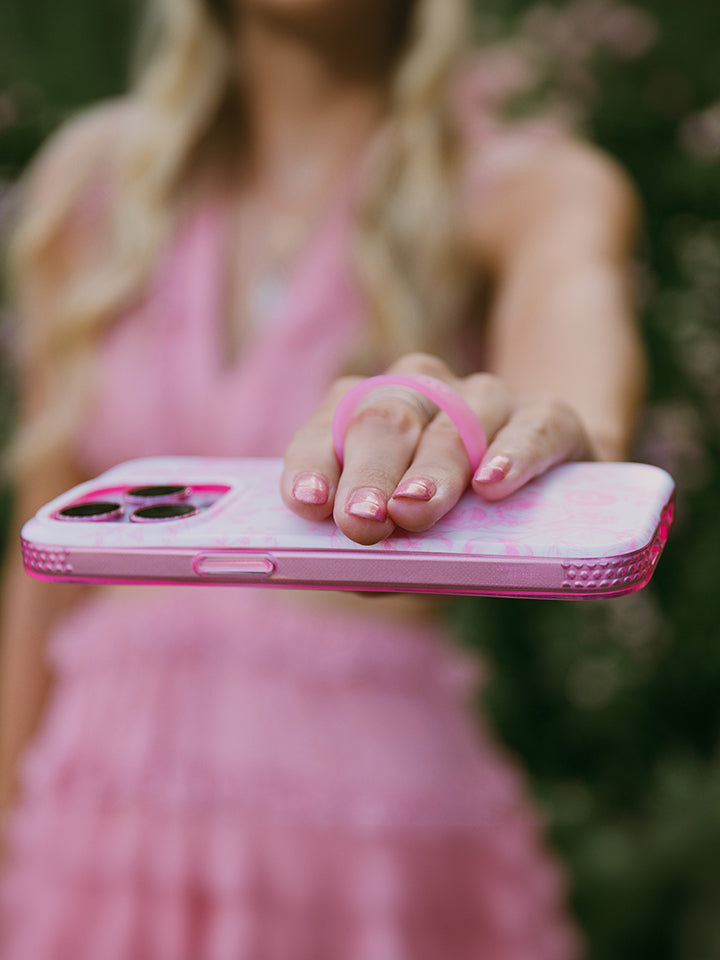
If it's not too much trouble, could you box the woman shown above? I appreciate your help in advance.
[0,0,645,957]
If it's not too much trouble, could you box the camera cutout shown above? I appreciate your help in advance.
[126,485,190,503]
[130,503,199,522]
[57,502,124,521]
[52,482,230,523]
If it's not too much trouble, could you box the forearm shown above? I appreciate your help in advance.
[485,254,646,460]
[0,531,88,814]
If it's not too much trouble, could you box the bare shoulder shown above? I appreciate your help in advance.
[22,97,139,213]
[458,129,641,274]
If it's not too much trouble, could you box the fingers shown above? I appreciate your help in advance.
[282,353,592,547]
[283,354,459,544]
[472,399,592,501]
[387,373,512,532]
[334,354,480,543]
[333,356,457,542]
[280,377,360,521]
[281,364,443,542]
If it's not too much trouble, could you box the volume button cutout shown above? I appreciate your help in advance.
[194,554,276,578]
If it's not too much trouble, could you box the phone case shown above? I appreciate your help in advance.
[21,456,675,599]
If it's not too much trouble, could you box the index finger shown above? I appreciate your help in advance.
[331,373,488,473]
[280,377,360,521]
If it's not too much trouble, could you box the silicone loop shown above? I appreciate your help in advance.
[331,374,488,472]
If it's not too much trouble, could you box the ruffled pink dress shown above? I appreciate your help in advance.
[1,111,581,960]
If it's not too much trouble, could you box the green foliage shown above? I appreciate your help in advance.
[1,2,720,958]
[0,0,140,177]
[460,1,720,955]
[455,3,720,957]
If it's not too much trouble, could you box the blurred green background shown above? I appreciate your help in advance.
[1,1,719,958]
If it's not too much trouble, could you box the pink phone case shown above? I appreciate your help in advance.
[21,457,674,599]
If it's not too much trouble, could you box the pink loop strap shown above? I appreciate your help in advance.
[331,374,487,472]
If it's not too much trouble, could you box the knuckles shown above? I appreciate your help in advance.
[328,375,364,403]
[525,398,582,440]
[509,398,586,463]
[463,372,514,417]
[464,371,504,395]
[348,400,425,438]
[423,414,469,450]
[389,352,451,379]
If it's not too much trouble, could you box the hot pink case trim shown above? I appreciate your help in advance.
[331,374,488,471]
[21,458,675,598]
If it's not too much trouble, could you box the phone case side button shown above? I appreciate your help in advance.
[193,554,277,578]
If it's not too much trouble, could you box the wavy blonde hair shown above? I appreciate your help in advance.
[7,0,471,477]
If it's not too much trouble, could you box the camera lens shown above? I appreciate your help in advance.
[130,503,199,522]
[126,485,190,502]
[57,501,124,521]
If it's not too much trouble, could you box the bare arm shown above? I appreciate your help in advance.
[279,136,647,544]
[471,137,646,461]
[0,103,124,816]
[0,459,90,815]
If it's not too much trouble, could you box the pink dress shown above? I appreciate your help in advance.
[1,124,581,960]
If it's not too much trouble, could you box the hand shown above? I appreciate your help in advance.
[281,354,593,545]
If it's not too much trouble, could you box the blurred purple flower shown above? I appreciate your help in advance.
[520,0,659,59]
[635,401,712,494]
[454,47,540,109]
[680,100,720,161]
[514,0,658,115]
[567,0,658,59]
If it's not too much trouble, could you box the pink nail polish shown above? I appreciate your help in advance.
[292,472,329,505]
[345,487,387,521]
[391,478,436,501]
[475,455,511,484]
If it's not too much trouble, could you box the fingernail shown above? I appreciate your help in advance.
[292,472,329,505]
[391,478,437,501]
[345,487,387,521]
[474,455,511,484]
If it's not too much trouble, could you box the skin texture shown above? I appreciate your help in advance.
[280,138,645,544]
[0,0,645,815]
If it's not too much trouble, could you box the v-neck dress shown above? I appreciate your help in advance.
[1,112,580,960]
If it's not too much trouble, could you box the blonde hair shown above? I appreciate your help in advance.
[7,0,471,476]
